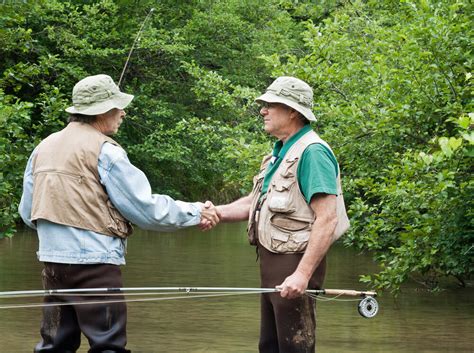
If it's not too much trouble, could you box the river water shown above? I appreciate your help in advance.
[0,223,472,352]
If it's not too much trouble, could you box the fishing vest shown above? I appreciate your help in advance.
[247,130,349,254]
[31,122,133,238]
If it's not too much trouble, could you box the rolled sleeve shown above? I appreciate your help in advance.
[98,143,201,231]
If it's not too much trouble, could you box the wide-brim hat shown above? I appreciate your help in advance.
[65,74,134,116]
[255,76,316,122]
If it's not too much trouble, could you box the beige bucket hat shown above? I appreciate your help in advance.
[65,74,134,116]
[255,76,316,122]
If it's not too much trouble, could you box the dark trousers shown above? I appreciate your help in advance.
[258,244,326,353]
[35,263,130,353]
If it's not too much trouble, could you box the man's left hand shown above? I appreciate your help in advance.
[199,201,220,231]
[276,270,309,299]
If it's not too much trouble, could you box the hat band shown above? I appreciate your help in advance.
[267,88,313,108]
[73,90,116,106]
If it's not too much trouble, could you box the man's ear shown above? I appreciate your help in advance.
[289,108,300,120]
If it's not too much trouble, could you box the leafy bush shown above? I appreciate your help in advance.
[0,0,300,237]
[1,0,471,294]
[261,0,473,292]
[0,90,35,237]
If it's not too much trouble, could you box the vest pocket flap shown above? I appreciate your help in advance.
[281,157,299,178]
[269,224,311,253]
[271,215,311,232]
[272,179,294,192]
[270,229,290,242]
[267,195,296,213]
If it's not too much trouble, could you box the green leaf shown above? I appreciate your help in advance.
[438,137,452,157]
[448,137,463,151]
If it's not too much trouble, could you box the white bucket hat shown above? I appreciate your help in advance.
[65,74,134,116]
[255,76,316,122]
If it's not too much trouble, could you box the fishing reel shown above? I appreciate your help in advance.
[358,296,379,318]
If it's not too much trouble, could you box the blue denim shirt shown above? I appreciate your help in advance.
[18,142,202,265]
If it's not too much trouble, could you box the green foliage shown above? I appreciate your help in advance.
[0,0,299,237]
[179,0,304,87]
[357,115,473,291]
[278,0,345,22]
[181,63,271,196]
[0,90,35,237]
[262,0,473,292]
[1,0,471,294]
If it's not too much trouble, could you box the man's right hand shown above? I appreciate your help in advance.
[199,201,221,231]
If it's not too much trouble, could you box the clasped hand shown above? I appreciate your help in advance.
[199,201,220,231]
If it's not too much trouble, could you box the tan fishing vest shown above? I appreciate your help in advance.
[31,122,133,238]
[247,130,349,254]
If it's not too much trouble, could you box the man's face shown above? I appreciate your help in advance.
[99,108,125,135]
[260,102,292,139]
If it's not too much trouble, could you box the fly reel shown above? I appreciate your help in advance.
[358,296,379,318]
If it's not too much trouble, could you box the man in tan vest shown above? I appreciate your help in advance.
[208,76,349,353]
[19,74,219,353]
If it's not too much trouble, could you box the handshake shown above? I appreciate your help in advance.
[199,201,221,231]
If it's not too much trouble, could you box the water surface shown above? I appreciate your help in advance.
[0,223,472,352]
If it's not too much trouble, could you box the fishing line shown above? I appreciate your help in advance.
[0,287,377,298]
[307,293,364,302]
[0,291,264,310]
[313,296,361,302]
[307,293,379,317]
[0,287,379,317]
[0,291,247,299]
[307,293,354,301]
[118,7,155,87]
[0,288,280,309]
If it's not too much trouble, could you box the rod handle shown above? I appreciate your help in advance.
[323,289,377,297]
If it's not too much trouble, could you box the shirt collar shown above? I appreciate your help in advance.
[271,125,312,161]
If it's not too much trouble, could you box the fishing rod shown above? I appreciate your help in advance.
[118,7,155,87]
[0,287,379,318]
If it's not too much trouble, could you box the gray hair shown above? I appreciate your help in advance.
[293,109,310,125]
[67,114,97,123]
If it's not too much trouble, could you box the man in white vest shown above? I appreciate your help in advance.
[212,76,349,353]
[19,74,219,353]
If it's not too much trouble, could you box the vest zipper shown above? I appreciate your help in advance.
[34,169,85,183]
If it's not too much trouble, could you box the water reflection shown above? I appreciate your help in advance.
[0,224,472,352]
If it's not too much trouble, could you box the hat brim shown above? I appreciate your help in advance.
[65,92,134,116]
[255,92,316,122]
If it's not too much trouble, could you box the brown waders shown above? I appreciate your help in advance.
[258,243,326,353]
[35,263,130,353]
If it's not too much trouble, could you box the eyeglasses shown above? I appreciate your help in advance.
[260,102,279,110]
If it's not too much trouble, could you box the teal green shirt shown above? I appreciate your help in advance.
[261,125,338,203]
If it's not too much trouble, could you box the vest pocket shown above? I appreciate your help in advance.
[269,214,312,253]
[281,157,299,178]
[106,200,132,238]
[268,179,296,213]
